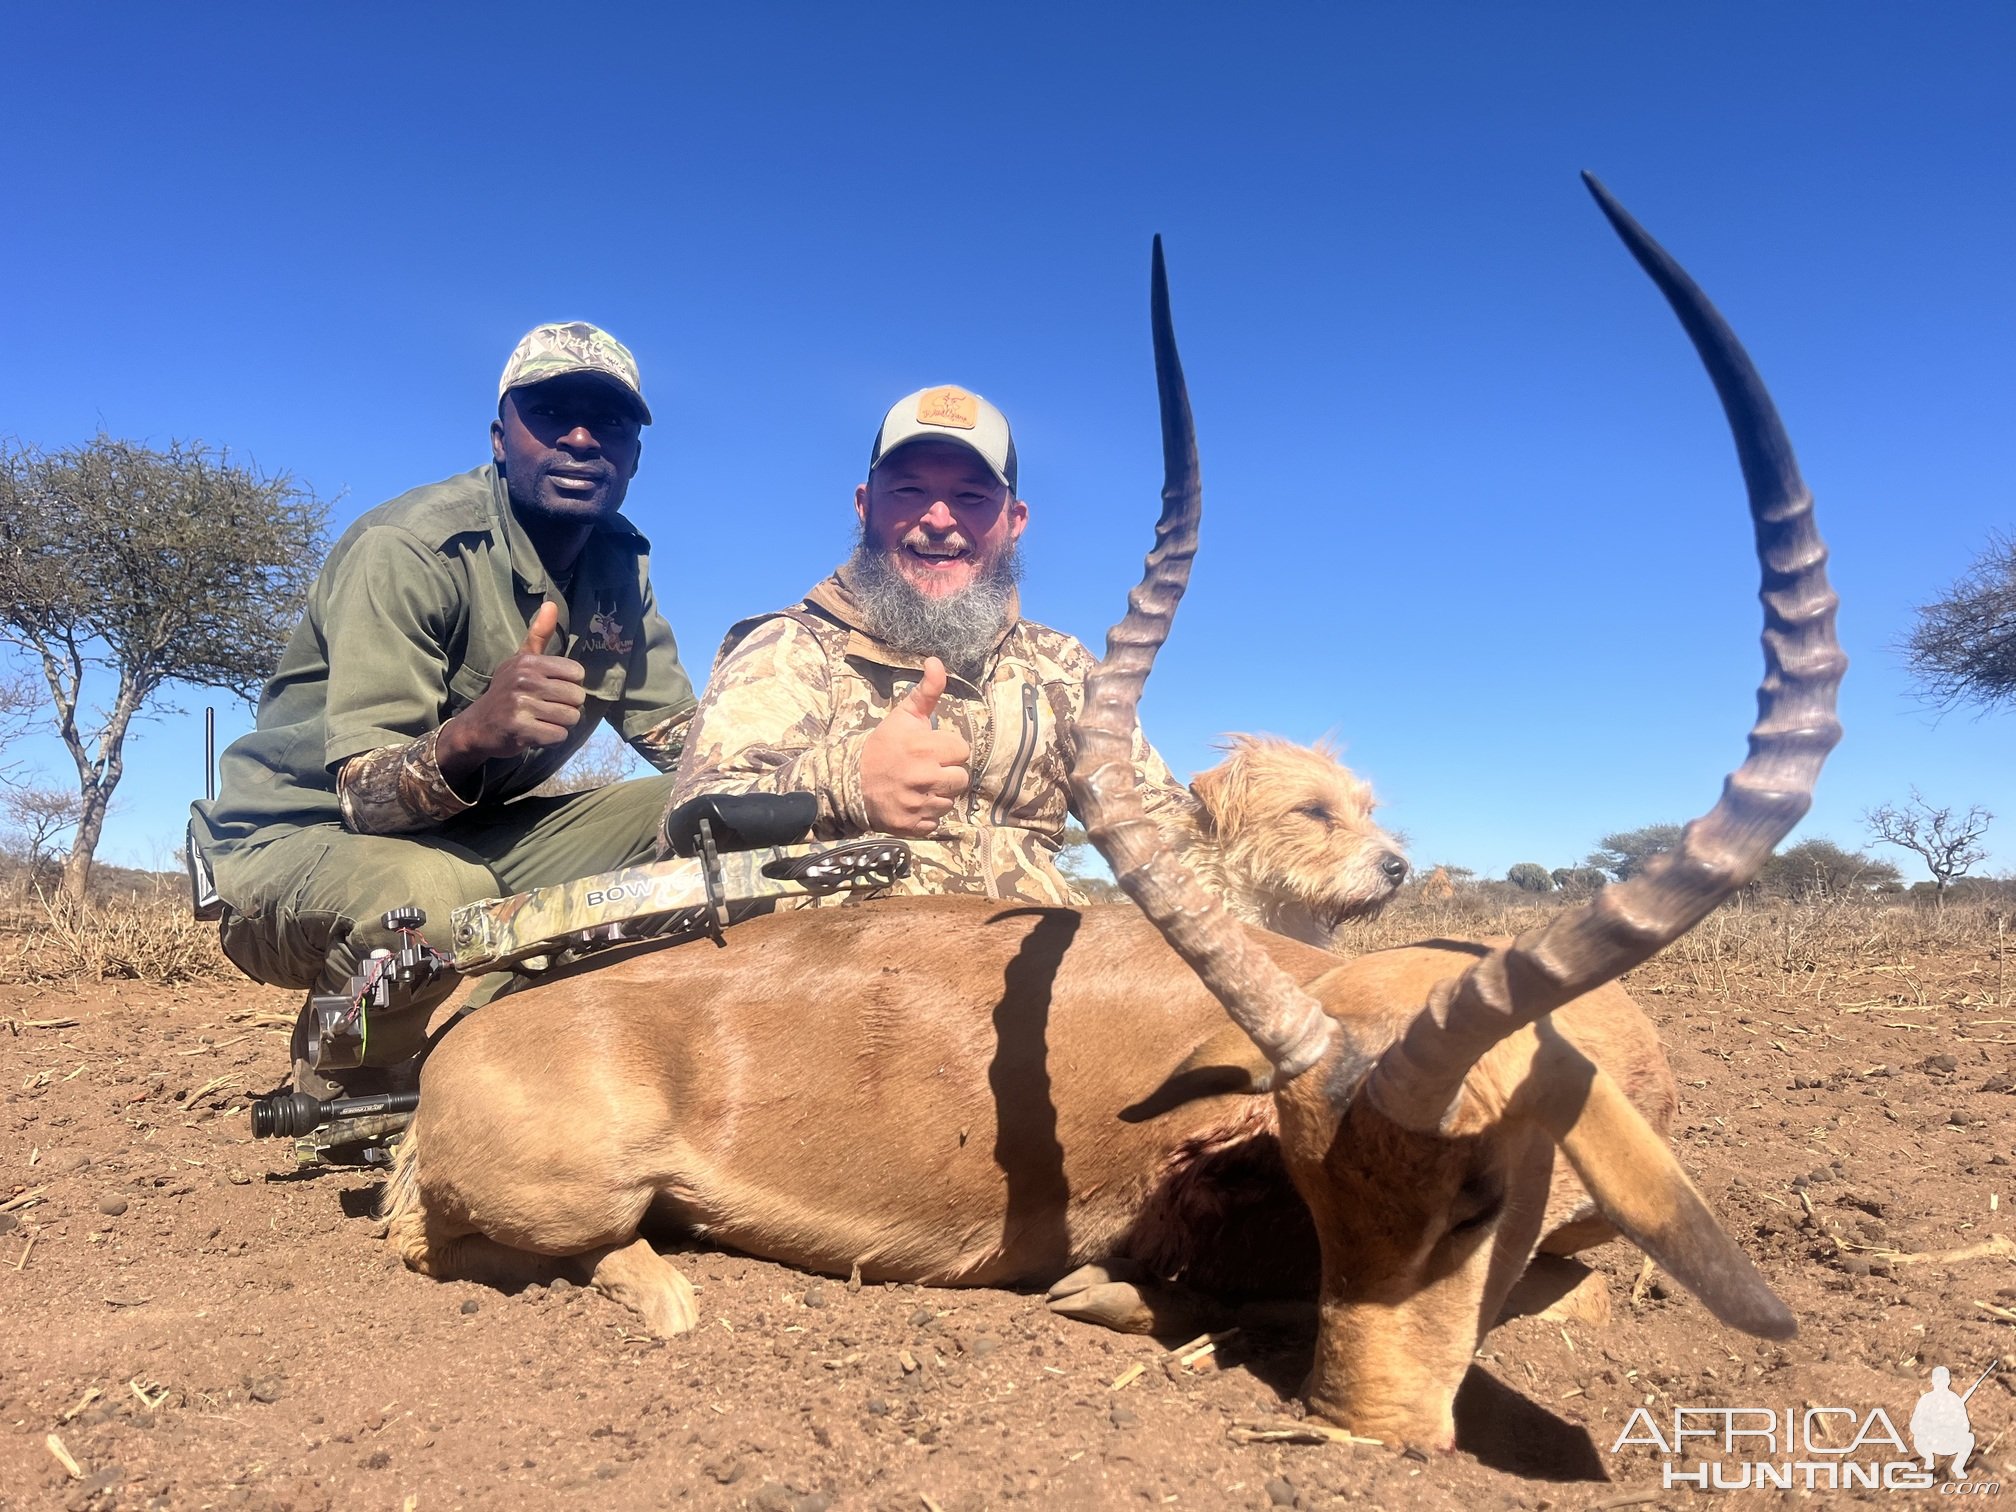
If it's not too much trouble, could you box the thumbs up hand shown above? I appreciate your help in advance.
[438,601,589,776]
[859,657,971,836]
[516,601,563,658]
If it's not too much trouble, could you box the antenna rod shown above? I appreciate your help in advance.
[204,707,216,803]
[1960,1359,2001,1404]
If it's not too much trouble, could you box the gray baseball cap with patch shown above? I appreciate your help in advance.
[498,322,652,424]
[869,385,1016,491]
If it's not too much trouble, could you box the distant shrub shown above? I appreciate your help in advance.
[1550,866,1609,895]
[1754,838,1901,899]
[1,891,232,984]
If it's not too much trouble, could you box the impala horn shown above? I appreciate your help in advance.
[1071,238,1362,1086]
[1366,174,1847,1132]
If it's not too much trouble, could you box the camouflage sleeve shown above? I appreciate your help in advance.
[1129,731,1199,829]
[667,616,872,845]
[1049,632,1197,829]
[627,707,692,775]
[335,729,476,835]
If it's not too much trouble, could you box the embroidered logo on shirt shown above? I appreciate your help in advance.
[586,608,634,654]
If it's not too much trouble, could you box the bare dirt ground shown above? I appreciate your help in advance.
[2,899,2012,1511]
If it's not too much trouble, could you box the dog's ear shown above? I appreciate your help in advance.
[1189,765,1228,836]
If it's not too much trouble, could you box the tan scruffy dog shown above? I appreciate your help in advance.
[1168,735,1408,949]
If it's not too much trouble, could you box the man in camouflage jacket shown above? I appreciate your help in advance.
[669,385,1190,905]
[191,323,696,1088]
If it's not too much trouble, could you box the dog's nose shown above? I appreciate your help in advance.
[1380,854,1408,885]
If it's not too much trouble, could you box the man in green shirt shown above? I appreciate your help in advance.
[191,322,696,1095]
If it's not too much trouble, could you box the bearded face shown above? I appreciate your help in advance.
[849,440,1027,680]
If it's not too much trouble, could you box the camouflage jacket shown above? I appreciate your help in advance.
[668,569,1193,905]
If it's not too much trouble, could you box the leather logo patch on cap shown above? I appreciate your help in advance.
[914,386,979,430]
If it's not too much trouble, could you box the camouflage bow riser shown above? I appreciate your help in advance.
[450,840,910,973]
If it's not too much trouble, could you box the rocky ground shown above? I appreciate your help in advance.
[1,910,2011,1510]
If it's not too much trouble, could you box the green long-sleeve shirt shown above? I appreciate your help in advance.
[194,464,694,853]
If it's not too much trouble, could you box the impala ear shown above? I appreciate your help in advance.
[1121,1021,1277,1122]
[1520,1023,1795,1339]
[1172,1020,1277,1088]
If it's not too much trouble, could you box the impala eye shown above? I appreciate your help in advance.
[1448,1180,1505,1236]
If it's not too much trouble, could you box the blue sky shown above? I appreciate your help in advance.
[3,3,2011,882]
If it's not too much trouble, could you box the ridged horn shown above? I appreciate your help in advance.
[1365,174,1847,1132]
[1070,238,1351,1083]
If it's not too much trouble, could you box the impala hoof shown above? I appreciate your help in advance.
[1048,1281,1163,1332]
[582,1236,699,1338]
[1046,1259,1141,1300]
[636,1267,700,1337]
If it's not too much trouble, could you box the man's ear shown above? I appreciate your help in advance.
[854,482,871,529]
[625,440,642,481]
[490,416,507,466]
[1007,496,1029,540]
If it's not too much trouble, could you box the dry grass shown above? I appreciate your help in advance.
[0,887,233,985]
[1337,887,2013,1007]
[1,868,2008,1004]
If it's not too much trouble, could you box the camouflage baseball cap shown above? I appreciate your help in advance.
[869,385,1016,492]
[498,322,652,424]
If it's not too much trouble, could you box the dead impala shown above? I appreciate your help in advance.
[382,174,1843,1453]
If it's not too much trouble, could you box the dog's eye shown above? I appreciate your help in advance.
[1294,803,1333,824]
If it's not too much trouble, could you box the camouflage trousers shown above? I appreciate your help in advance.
[211,774,676,1066]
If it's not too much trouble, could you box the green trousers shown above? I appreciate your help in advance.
[211,773,676,1065]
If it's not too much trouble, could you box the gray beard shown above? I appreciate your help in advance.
[847,535,1021,683]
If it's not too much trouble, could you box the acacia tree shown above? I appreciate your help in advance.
[0,436,327,905]
[1587,822,1684,882]
[1754,837,1901,899]
[0,668,35,783]
[1864,791,1993,896]
[0,783,83,892]
[1907,531,2016,712]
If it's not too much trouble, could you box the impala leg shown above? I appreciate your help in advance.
[1046,1258,1228,1337]
[391,1221,570,1289]
[382,1122,692,1334]
[1046,1258,1142,1297]
[391,1215,696,1337]
[571,1235,699,1337]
